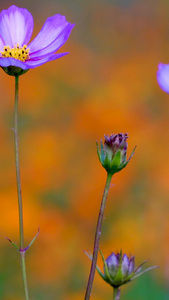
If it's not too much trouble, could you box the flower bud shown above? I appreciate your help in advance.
[104,251,135,286]
[96,133,136,175]
[90,249,158,288]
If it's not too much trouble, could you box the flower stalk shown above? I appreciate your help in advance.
[113,288,121,300]
[14,75,29,300]
[85,134,136,299]
[84,172,113,300]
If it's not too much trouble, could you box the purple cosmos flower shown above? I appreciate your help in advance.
[96,133,136,175]
[86,249,158,288]
[0,5,74,74]
[157,63,169,93]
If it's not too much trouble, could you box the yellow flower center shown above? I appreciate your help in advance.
[0,43,30,62]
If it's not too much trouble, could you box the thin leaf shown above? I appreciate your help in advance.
[28,227,40,248]
[127,145,137,163]
[84,250,105,280]
[5,237,19,250]
[99,249,112,283]
[131,266,159,281]
[100,140,105,162]
[96,141,102,163]
[133,260,148,274]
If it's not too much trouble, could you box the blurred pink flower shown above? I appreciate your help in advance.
[157,63,169,93]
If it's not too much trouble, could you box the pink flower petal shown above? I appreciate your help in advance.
[122,254,129,277]
[0,34,5,50]
[0,57,29,69]
[25,53,68,68]
[0,5,33,47]
[29,14,74,58]
[157,63,169,94]
[0,53,68,69]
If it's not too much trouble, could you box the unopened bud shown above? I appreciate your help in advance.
[96,133,136,175]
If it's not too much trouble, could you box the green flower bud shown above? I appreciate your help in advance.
[96,133,136,175]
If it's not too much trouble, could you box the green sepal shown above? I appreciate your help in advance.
[2,66,29,76]
[103,154,111,171]
[111,150,122,168]
[127,145,137,164]
[133,260,148,275]
[123,260,158,284]
[112,145,137,174]
[96,141,102,163]
[131,266,159,281]
[99,248,113,284]
[112,250,123,286]
[96,264,106,280]
[100,141,105,163]
[102,150,131,175]
[84,250,105,280]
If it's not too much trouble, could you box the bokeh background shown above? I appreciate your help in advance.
[0,0,169,299]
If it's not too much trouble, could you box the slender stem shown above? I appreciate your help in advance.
[14,75,29,300]
[85,172,113,300]
[113,288,121,300]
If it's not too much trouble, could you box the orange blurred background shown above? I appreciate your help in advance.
[0,0,169,299]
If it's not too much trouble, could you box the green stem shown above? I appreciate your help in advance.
[14,75,29,300]
[84,172,113,300]
[113,288,121,300]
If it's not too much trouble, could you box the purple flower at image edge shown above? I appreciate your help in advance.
[157,63,169,93]
[0,5,75,70]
